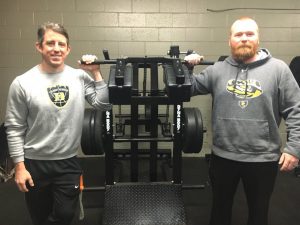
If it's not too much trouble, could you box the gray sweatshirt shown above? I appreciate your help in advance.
[5,65,111,163]
[190,49,300,162]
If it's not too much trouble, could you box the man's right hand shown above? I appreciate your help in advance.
[14,162,34,192]
[184,53,204,65]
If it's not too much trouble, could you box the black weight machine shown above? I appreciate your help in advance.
[80,46,214,225]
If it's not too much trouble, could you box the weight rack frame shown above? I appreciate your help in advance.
[104,56,190,185]
[81,47,214,224]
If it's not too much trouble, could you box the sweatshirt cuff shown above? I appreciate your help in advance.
[12,155,24,164]
[94,80,106,88]
[283,147,300,159]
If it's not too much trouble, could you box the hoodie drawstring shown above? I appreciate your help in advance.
[233,65,249,98]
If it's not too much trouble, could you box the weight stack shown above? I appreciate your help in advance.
[103,182,187,225]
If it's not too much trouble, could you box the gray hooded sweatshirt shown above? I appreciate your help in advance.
[190,48,300,162]
[5,65,111,163]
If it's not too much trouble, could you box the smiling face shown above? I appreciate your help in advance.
[229,18,259,63]
[36,29,70,73]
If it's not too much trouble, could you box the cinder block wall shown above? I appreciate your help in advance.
[1,0,300,155]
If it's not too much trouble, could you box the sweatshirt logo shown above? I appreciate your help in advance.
[226,79,262,108]
[47,85,69,107]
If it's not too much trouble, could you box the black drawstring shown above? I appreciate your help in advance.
[233,69,240,97]
[244,69,248,98]
[233,65,249,98]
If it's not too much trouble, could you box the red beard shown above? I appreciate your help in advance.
[232,44,257,62]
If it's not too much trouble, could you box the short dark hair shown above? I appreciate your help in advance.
[37,22,69,46]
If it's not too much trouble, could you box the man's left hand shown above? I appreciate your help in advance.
[78,54,103,81]
[279,152,299,171]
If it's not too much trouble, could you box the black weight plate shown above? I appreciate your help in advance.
[81,108,106,155]
[194,108,204,152]
[0,123,14,182]
[289,56,300,87]
[81,108,93,155]
[94,110,105,155]
[0,123,9,165]
[182,108,203,153]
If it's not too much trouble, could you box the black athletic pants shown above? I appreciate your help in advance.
[24,157,82,225]
[208,154,278,225]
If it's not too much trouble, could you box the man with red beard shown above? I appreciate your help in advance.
[185,17,300,225]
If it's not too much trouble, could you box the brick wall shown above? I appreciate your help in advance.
[1,0,300,154]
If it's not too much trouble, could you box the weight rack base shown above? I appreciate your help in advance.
[103,182,186,225]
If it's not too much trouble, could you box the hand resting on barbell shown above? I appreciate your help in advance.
[184,53,204,66]
[80,54,98,64]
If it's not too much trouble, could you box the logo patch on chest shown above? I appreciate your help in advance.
[226,79,263,109]
[227,79,262,99]
[47,85,69,107]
